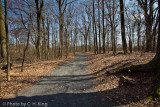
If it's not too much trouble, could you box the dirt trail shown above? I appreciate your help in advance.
[1,53,117,107]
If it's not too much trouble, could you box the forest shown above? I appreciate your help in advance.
[0,0,160,106]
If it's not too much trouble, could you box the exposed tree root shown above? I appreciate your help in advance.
[117,60,159,74]
[117,60,160,99]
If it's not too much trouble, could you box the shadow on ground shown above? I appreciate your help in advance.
[1,70,154,107]
[1,91,118,107]
[1,53,156,106]
[88,55,158,105]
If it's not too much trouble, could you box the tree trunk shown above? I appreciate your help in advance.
[152,33,156,52]
[47,18,50,59]
[102,0,105,53]
[42,18,47,59]
[16,36,18,51]
[65,27,68,58]
[59,16,63,57]
[153,0,160,63]
[4,0,10,81]
[120,0,128,54]
[95,20,98,54]
[35,0,43,59]
[92,0,98,54]
[74,16,78,55]
[112,0,116,55]
[0,34,1,56]
[98,0,101,54]
[93,24,96,54]
[137,22,141,51]
[59,1,64,58]
[0,0,7,62]
[128,25,132,54]
[113,26,116,55]
[106,27,110,53]
[85,36,87,52]
[93,4,96,54]
[52,23,54,59]
[129,38,132,54]
[21,31,30,72]
[42,18,44,58]
[140,35,145,56]
[55,31,57,58]
[111,22,114,53]
[132,23,135,50]
[81,35,82,51]
[70,28,73,53]
[145,14,152,52]
[137,0,154,52]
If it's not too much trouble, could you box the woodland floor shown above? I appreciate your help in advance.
[1,52,160,106]
[0,53,75,99]
[87,51,160,106]
[0,53,116,107]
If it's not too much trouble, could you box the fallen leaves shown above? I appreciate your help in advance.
[0,54,75,99]
[87,51,160,106]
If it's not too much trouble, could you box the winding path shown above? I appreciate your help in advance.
[1,53,116,107]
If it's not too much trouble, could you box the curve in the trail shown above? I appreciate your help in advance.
[1,53,117,107]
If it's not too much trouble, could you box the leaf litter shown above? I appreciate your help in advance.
[87,51,160,106]
[0,54,75,99]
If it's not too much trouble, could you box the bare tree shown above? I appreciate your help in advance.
[105,0,119,55]
[4,0,10,81]
[0,0,7,62]
[132,8,143,51]
[21,30,30,72]
[92,0,98,54]
[35,0,44,59]
[102,0,105,53]
[56,0,68,57]
[73,16,78,54]
[80,8,91,52]
[98,0,101,54]
[47,17,50,59]
[120,0,128,54]
[137,0,158,52]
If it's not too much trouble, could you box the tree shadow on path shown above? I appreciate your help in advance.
[1,91,119,107]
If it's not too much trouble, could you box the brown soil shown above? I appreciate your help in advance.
[0,53,75,99]
[87,51,160,106]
